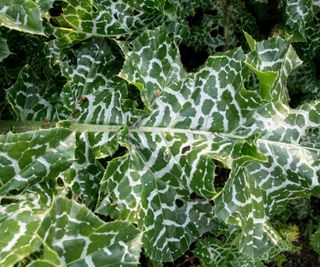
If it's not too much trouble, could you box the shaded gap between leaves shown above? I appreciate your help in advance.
[298,127,320,146]
[245,0,282,37]
[186,8,204,27]
[14,244,44,266]
[313,53,320,80]
[244,68,260,92]
[162,240,201,267]
[179,43,209,72]
[139,239,203,266]
[49,1,63,17]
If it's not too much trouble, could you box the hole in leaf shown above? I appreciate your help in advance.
[57,176,64,187]
[113,13,119,20]
[168,32,174,39]
[181,145,191,154]
[66,190,73,199]
[189,192,198,200]
[217,234,226,243]
[23,246,43,263]
[96,214,113,222]
[189,192,206,201]
[92,5,98,12]
[200,231,215,239]
[117,36,126,42]
[187,8,204,27]
[133,10,140,16]
[0,197,20,205]
[127,84,145,110]
[175,199,184,207]
[213,160,230,190]
[49,2,63,17]
[98,145,128,167]
[179,43,209,71]
[209,199,215,206]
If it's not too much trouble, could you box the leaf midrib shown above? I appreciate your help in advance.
[1,120,318,153]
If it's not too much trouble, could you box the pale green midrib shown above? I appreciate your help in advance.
[0,120,319,152]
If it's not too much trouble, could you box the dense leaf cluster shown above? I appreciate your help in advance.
[0,0,320,266]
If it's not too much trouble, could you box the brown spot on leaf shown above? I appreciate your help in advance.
[78,95,87,105]
[153,88,161,97]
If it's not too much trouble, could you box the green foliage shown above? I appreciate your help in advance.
[0,37,10,62]
[0,0,320,266]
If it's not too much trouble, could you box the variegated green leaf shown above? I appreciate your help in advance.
[57,38,132,207]
[26,243,62,267]
[37,197,142,266]
[0,190,141,266]
[59,132,105,208]
[60,38,131,125]
[184,1,259,54]
[96,129,217,261]
[194,227,266,267]
[0,183,58,266]
[119,25,187,111]
[194,222,297,266]
[244,33,302,102]
[0,128,76,194]
[284,0,313,38]
[47,0,162,43]
[6,64,64,121]
[1,1,320,265]
[95,26,320,260]
[0,0,44,35]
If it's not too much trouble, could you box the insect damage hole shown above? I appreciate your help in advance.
[189,192,208,202]
[213,160,230,191]
[217,234,226,243]
[181,145,191,154]
[98,145,128,167]
[175,199,184,207]
[128,84,145,110]
[57,176,64,187]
